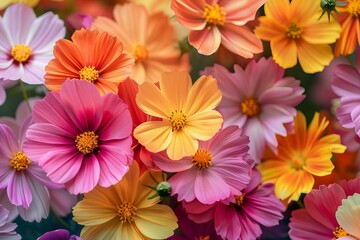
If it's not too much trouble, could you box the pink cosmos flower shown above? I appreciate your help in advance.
[0,4,65,84]
[0,119,63,222]
[0,205,21,240]
[154,126,254,204]
[201,57,305,161]
[23,79,133,194]
[332,51,360,137]
[289,178,360,239]
[183,170,285,240]
[171,0,265,56]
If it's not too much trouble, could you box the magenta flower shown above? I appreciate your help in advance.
[24,79,133,194]
[37,229,81,240]
[201,58,305,161]
[0,119,63,222]
[183,170,285,240]
[289,178,360,239]
[154,126,254,204]
[0,4,65,84]
[171,0,265,57]
[0,205,21,240]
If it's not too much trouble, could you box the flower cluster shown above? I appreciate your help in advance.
[0,0,359,240]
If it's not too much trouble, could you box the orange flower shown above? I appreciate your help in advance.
[93,3,189,85]
[254,0,341,73]
[133,71,223,160]
[334,0,360,56]
[45,28,134,95]
[258,111,346,203]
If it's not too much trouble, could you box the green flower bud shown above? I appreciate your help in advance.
[156,181,172,198]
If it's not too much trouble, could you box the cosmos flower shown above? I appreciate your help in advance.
[44,28,134,95]
[73,161,178,240]
[289,178,360,239]
[133,71,223,160]
[93,3,189,85]
[336,193,360,239]
[24,79,133,194]
[201,58,305,161]
[154,126,254,204]
[37,229,81,240]
[0,205,21,240]
[258,111,347,203]
[171,0,265,57]
[183,170,285,240]
[254,0,341,73]
[0,4,65,84]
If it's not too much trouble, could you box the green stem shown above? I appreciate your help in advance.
[296,200,305,208]
[19,81,32,113]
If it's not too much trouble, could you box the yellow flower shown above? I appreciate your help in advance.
[0,0,39,9]
[258,111,346,203]
[133,71,223,160]
[254,0,341,73]
[73,161,178,240]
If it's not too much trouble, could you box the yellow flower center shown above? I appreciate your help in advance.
[192,148,212,170]
[168,110,187,131]
[117,202,137,224]
[132,44,148,62]
[195,236,210,240]
[79,66,99,83]
[333,226,350,239]
[348,0,360,17]
[291,153,306,171]
[286,23,302,39]
[240,97,261,117]
[202,4,226,28]
[11,44,32,63]
[75,131,99,154]
[235,194,246,206]
[10,152,31,171]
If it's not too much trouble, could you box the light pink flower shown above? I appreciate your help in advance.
[171,0,265,56]
[24,79,133,194]
[0,4,65,84]
[289,178,360,239]
[0,204,21,240]
[154,126,254,204]
[201,58,305,161]
[0,119,63,222]
[183,170,285,240]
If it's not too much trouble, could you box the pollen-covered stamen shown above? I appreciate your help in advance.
[117,202,137,224]
[11,44,32,63]
[348,0,360,17]
[132,44,148,62]
[168,110,187,131]
[286,23,302,39]
[202,4,226,28]
[333,226,350,238]
[192,148,212,170]
[79,66,99,83]
[240,97,261,117]
[75,131,99,154]
[10,152,31,171]
[235,194,246,206]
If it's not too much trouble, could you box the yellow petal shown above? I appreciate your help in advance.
[270,37,298,69]
[302,21,341,44]
[134,121,172,153]
[185,110,223,141]
[134,170,163,209]
[254,17,286,41]
[257,160,289,183]
[113,161,140,204]
[264,0,290,23]
[166,129,198,160]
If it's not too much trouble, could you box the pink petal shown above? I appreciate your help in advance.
[171,0,206,30]
[214,204,242,240]
[0,18,12,50]
[7,173,32,208]
[0,163,14,189]
[49,188,77,217]
[182,199,217,224]
[21,59,47,84]
[243,118,265,162]
[0,62,24,81]
[223,0,266,25]
[0,124,20,158]
[169,168,198,202]
[152,151,193,172]
[28,163,63,189]
[189,28,221,55]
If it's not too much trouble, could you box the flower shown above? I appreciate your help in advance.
[334,0,360,56]
[254,0,341,73]
[154,126,254,204]
[93,3,189,85]
[0,4,65,84]
[0,120,63,222]
[289,178,360,239]
[332,51,360,137]
[171,0,265,57]
[336,193,360,239]
[183,170,285,240]
[72,161,178,240]
[37,229,81,240]
[44,28,134,95]
[0,205,21,240]
[133,71,223,160]
[201,58,305,161]
[23,79,133,194]
[258,111,347,203]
